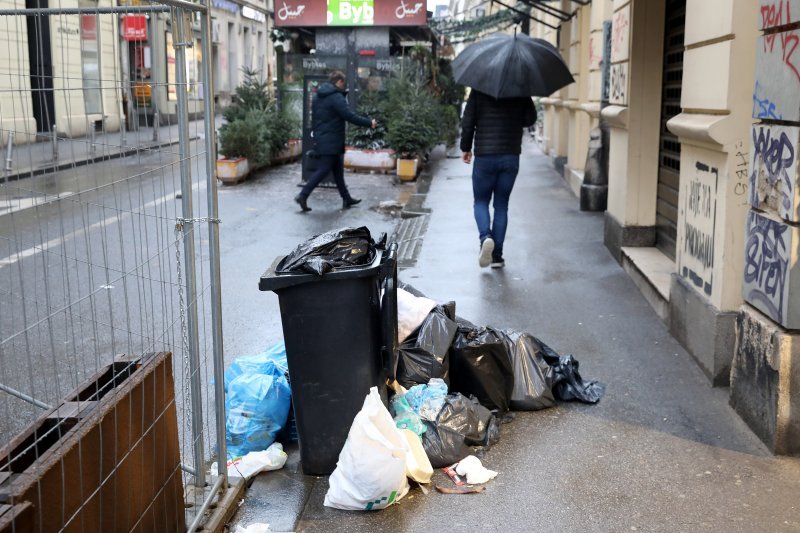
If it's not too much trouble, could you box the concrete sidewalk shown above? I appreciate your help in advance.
[231,138,800,532]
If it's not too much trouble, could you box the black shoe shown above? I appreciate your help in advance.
[343,197,362,209]
[294,195,311,212]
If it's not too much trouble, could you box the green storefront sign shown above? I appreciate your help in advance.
[328,0,374,26]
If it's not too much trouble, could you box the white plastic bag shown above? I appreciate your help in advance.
[209,442,287,480]
[397,288,437,343]
[324,387,410,511]
[455,455,498,484]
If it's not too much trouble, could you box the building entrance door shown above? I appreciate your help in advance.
[26,0,55,133]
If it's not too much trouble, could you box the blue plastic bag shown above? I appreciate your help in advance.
[223,342,288,392]
[404,378,448,421]
[390,394,426,436]
[225,360,291,458]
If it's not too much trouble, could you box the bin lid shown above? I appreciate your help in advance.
[259,249,384,292]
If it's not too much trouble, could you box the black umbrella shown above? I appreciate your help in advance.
[452,33,574,99]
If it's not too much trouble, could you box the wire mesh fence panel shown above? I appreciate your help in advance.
[0,0,224,530]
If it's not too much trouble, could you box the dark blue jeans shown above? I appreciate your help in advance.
[472,154,520,259]
[299,154,351,200]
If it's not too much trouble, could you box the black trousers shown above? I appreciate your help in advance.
[300,154,350,200]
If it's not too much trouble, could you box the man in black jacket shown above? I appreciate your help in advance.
[295,71,376,211]
[460,89,536,268]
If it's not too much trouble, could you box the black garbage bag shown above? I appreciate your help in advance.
[499,330,557,411]
[548,353,606,403]
[421,393,500,468]
[276,227,386,275]
[396,302,458,388]
[517,334,605,404]
[449,325,514,413]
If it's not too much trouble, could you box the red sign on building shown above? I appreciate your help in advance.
[123,15,148,41]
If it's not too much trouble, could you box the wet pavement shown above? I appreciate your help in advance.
[229,137,800,532]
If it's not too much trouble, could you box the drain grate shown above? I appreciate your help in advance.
[391,213,430,268]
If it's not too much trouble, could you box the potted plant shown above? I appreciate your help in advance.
[344,90,396,172]
[385,75,439,181]
[217,68,294,183]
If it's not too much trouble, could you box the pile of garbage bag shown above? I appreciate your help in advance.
[325,284,606,511]
[394,286,605,414]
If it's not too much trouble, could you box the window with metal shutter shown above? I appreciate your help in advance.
[656,0,685,260]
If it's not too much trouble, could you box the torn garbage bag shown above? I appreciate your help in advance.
[449,326,514,413]
[498,330,556,411]
[422,393,500,468]
[396,303,457,388]
[275,227,385,276]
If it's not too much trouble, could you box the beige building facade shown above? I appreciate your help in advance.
[448,0,798,455]
[0,0,123,142]
[532,0,799,455]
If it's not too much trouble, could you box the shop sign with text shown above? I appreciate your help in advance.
[275,0,426,27]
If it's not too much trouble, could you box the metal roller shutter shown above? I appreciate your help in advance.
[656,0,685,260]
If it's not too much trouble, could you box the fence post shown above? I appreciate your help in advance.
[5,131,14,172]
[173,7,205,489]
[200,0,227,487]
[153,109,160,142]
[51,125,58,160]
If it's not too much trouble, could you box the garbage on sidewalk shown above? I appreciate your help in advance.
[210,442,288,480]
[396,302,458,389]
[324,387,411,511]
[257,229,605,511]
[454,455,498,485]
[421,393,500,468]
[224,343,292,459]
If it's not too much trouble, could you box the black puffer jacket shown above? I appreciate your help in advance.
[312,82,372,155]
[460,90,536,156]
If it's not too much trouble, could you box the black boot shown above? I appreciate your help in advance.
[294,195,311,212]
[342,197,362,209]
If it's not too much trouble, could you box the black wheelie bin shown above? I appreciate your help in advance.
[258,242,397,475]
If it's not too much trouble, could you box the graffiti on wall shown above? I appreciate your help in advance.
[680,162,718,296]
[588,34,602,71]
[734,139,749,200]
[761,0,800,29]
[761,0,800,31]
[610,5,630,63]
[609,63,627,105]
[749,124,799,221]
[743,210,790,324]
[753,81,784,120]
[754,29,800,122]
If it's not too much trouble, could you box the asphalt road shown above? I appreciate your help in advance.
[0,142,406,464]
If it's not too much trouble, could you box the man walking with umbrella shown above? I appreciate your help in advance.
[453,32,574,268]
[460,90,536,268]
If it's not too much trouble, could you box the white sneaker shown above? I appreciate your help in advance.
[479,238,494,268]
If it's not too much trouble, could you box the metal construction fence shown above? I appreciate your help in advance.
[0,0,228,530]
